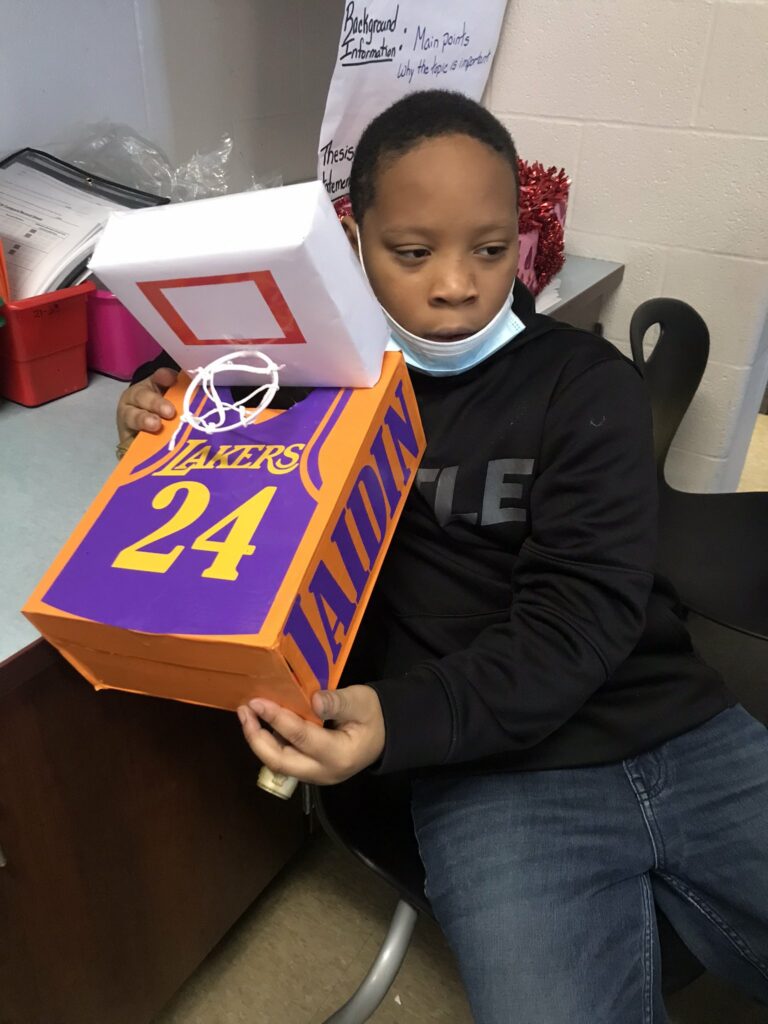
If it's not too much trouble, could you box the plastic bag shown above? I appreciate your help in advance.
[60,122,280,201]
[61,122,176,198]
[168,132,234,202]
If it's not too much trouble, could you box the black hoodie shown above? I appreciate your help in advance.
[347,283,732,775]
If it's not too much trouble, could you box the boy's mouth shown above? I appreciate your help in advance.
[423,328,475,342]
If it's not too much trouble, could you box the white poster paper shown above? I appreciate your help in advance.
[318,0,509,206]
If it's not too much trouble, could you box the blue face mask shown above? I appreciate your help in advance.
[357,229,525,377]
[383,284,525,377]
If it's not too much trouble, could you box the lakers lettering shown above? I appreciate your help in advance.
[156,440,306,477]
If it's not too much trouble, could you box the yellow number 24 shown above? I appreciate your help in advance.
[112,482,277,581]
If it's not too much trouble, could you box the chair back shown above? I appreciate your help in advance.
[313,770,432,918]
[630,298,710,474]
[686,611,768,722]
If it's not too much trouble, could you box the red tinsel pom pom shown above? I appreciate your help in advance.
[517,159,571,294]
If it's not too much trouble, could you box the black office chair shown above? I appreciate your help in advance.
[630,297,768,639]
[314,299,767,1022]
[630,297,768,987]
[629,297,710,477]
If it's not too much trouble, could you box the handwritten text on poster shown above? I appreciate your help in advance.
[318,1,509,203]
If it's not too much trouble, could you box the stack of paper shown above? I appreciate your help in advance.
[0,149,166,300]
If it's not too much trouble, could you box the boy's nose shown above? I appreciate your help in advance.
[429,261,478,306]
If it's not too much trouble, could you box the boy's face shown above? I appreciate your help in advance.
[345,134,519,340]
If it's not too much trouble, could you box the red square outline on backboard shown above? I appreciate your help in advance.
[137,270,307,346]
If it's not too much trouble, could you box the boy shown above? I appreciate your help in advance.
[119,91,768,1023]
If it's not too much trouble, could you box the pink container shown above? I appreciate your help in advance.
[87,290,162,381]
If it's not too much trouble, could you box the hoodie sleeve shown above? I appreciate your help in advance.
[367,357,658,773]
[130,349,180,385]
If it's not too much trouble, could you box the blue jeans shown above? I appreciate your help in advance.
[411,706,768,1024]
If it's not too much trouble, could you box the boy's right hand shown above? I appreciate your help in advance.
[117,367,179,447]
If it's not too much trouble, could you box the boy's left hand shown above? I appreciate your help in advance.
[238,685,386,785]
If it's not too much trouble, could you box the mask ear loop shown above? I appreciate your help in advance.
[168,350,283,451]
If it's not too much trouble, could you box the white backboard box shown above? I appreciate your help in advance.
[90,181,389,387]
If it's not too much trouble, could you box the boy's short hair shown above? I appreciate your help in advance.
[350,89,519,223]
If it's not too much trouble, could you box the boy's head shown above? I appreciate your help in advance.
[344,90,520,342]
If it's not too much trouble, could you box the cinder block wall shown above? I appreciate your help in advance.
[487,0,768,492]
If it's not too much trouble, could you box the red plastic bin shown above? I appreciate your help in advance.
[0,282,94,406]
[87,289,161,381]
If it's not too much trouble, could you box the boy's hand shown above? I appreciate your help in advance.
[117,367,178,446]
[238,685,386,786]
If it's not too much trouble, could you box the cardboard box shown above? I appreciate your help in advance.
[89,181,389,388]
[23,352,424,720]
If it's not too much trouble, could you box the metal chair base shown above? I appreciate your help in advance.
[322,899,418,1024]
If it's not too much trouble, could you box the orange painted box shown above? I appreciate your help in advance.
[23,352,424,721]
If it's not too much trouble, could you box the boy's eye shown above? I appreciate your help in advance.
[476,244,508,258]
[395,247,431,261]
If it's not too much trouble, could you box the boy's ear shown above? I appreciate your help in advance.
[340,215,360,255]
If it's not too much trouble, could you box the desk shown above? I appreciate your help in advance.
[1,379,307,1024]
[544,253,624,332]
[3,374,125,662]
[0,253,623,1024]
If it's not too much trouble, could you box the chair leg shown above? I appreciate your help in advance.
[321,899,419,1024]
